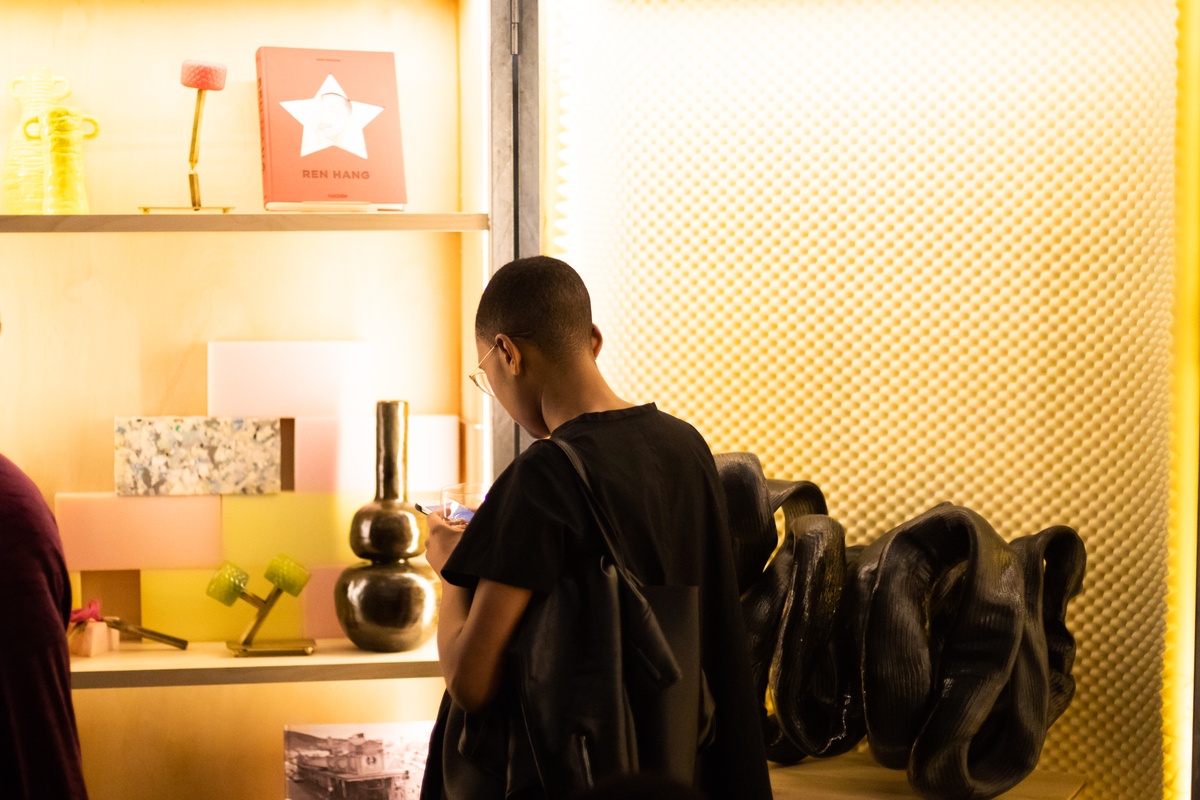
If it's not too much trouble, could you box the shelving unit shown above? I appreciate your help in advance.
[71,638,441,689]
[0,0,496,796]
[0,212,488,233]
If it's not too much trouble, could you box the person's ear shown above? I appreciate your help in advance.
[496,334,523,375]
[590,324,604,359]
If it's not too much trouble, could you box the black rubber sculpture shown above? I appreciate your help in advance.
[715,453,1085,800]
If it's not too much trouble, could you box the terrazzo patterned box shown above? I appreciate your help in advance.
[115,416,282,496]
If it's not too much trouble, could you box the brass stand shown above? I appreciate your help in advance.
[226,585,315,658]
[138,84,233,214]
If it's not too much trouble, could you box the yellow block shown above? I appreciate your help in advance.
[140,569,303,644]
[220,494,366,568]
[69,571,81,610]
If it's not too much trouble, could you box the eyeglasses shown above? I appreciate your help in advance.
[469,333,534,397]
[469,345,499,397]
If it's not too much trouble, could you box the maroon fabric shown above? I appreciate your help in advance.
[0,453,89,799]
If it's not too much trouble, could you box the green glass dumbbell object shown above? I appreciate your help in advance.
[206,554,315,657]
[206,562,251,606]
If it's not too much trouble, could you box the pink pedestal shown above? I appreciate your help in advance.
[55,493,222,571]
[407,414,461,492]
[292,415,457,495]
[301,566,346,639]
[207,342,373,418]
[294,417,372,494]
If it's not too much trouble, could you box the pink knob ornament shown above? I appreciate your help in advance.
[182,58,226,209]
[181,59,227,92]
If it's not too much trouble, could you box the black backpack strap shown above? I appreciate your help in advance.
[551,436,640,586]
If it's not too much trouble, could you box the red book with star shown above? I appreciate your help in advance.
[255,46,407,211]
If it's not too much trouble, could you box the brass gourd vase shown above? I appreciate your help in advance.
[334,400,440,652]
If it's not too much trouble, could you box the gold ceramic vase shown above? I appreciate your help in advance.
[335,400,440,652]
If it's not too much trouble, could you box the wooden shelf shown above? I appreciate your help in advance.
[0,212,488,233]
[768,751,1085,800]
[71,637,441,689]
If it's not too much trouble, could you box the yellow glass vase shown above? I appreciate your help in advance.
[2,67,71,214]
[23,106,99,215]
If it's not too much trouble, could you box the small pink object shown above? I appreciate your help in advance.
[70,599,102,625]
[181,59,227,91]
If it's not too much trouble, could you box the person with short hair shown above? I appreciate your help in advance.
[0,452,89,799]
[420,256,772,800]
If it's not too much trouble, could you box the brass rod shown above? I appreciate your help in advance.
[188,89,207,208]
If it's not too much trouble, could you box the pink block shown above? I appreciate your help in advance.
[294,417,372,494]
[408,415,460,492]
[55,493,222,571]
[292,415,458,494]
[208,342,374,419]
[301,566,346,639]
[294,418,339,492]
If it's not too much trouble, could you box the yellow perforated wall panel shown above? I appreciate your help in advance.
[544,2,1180,798]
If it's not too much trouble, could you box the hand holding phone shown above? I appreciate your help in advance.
[442,500,475,523]
[415,501,475,523]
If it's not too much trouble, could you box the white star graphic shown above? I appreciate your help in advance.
[279,74,383,159]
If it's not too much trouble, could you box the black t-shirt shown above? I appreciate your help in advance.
[426,404,772,800]
[442,404,718,594]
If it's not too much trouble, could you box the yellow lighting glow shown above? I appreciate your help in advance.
[1166,2,1200,798]
[544,2,1190,797]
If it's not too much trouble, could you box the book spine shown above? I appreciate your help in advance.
[255,48,270,208]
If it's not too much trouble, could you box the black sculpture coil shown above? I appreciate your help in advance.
[715,453,1085,800]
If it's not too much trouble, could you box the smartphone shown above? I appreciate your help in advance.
[443,500,476,523]
[415,501,475,523]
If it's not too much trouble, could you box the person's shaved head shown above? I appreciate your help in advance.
[474,256,594,362]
